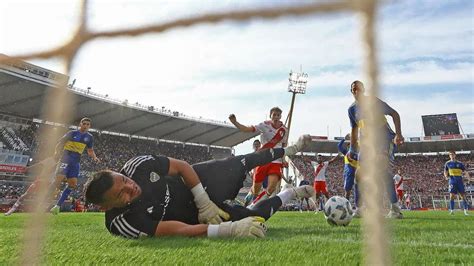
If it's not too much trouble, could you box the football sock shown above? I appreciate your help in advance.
[277,189,294,204]
[250,196,282,220]
[57,187,72,206]
[449,200,455,210]
[354,184,359,208]
[462,200,468,210]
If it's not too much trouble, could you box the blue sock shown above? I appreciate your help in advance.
[319,197,324,210]
[463,200,468,210]
[354,184,359,208]
[449,200,455,210]
[57,187,72,206]
[387,177,398,204]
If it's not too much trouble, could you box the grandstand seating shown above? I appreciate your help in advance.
[290,154,473,208]
[0,120,472,211]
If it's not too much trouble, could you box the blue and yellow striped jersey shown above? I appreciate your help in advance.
[348,97,396,142]
[337,139,359,169]
[444,160,465,178]
[60,130,94,164]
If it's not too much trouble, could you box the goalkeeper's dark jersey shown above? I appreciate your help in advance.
[105,155,198,239]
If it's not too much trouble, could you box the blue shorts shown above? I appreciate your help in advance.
[359,141,396,171]
[343,166,356,191]
[57,161,80,178]
[449,177,465,194]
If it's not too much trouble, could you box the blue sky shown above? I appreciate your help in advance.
[1,0,473,154]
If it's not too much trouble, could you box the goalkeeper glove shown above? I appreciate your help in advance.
[192,183,230,224]
[208,216,267,238]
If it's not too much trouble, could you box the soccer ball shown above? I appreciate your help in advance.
[324,196,353,226]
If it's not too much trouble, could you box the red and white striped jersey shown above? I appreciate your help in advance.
[393,174,404,190]
[311,161,329,181]
[253,120,287,163]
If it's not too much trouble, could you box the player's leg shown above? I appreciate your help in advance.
[322,183,330,209]
[51,163,79,215]
[222,185,315,221]
[245,180,263,207]
[385,173,402,218]
[193,148,285,205]
[47,161,68,199]
[449,193,456,215]
[353,183,362,218]
[248,173,279,209]
[383,145,402,219]
[343,167,354,200]
[5,185,32,216]
[448,179,457,214]
[458,180,469,215]
[197,134,311,202]
[247,165,269,208]
[265,173,280,196]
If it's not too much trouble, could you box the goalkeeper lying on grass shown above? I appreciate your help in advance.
[84,135,313,239]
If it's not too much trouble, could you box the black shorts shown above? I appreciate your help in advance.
[192,155,247,206]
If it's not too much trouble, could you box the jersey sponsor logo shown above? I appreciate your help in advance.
[149,172,160,182]
[147,206,154,214]
[84,137,89,142]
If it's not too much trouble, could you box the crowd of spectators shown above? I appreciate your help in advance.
[291,153,473,208]
[2,122,473,211]
[0,122,228,212]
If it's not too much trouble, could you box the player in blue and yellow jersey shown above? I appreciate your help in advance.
[444,150,469,216]
[50,117,100,215]
[337,134,361,217]
[348,80,404,219]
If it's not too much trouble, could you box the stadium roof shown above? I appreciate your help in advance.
[0,56,258,148]
[306,138,474,154]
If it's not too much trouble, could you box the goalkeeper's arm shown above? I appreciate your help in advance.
[155,217,266,238]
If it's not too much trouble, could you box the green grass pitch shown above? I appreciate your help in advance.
[1,211,473,265]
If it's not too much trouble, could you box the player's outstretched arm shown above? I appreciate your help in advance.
[155,221,209,237]
[155,217,266,238]
[228,114,254,132]
[328,154,340,164]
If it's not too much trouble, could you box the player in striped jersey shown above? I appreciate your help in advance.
[348,80,404,219]
[444,150,470,215]
[50,118,100,215]
[337,135,361,217]
[84,135,312,239]
[310,154,339,211]
[229,107,288,208]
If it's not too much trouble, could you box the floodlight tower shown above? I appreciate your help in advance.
[285,69,308,140]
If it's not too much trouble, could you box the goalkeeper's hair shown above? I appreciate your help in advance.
[84,170,114,204]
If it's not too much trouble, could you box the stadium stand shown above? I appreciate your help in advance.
[0,57,472,212]
[290,153,473,209]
